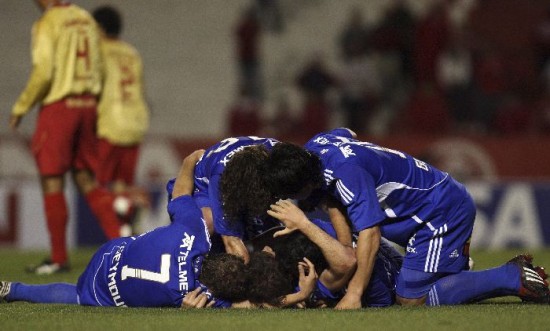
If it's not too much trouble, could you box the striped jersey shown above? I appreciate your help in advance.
[304,128,461,247]
[12,3,102,116]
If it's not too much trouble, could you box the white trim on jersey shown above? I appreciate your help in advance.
[424,224,448,273]
[324,169,334,185]
[385,207,397,217]
[412,215,436,231]
[375,173,449,203]
[336,180,355,204]
[428,286,440,306]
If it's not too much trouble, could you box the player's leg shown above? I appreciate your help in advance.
[31,175,71,274]
[0,281,78,304]
[74,105,122,239]
[425,254,549,305]
[73,169,121,239]
[28,101,75,274]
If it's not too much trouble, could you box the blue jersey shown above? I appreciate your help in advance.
[307,220,402,307]
[192,136,279,238]
[305,129,475,273]
[305,128,458,245]
[77,192,231,308]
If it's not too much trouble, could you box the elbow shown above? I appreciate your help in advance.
[334,247,357,277]
[342,246,357,271]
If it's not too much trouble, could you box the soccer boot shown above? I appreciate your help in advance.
[533,266,549,285]
[507,254,550,304]
[0,281,11,302]
[26,259,70,275]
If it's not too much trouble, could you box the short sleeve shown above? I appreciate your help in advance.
[331,163,386,232]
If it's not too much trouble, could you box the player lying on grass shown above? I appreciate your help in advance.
[254,199,550,308]
[256,128,550,307]
[0,150,252,308]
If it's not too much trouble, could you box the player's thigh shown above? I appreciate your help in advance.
[96,138,118,186]
[32,101,80,175]
[117,144,139,185]
[74,105,99,173]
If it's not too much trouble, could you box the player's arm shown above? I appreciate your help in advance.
[222,235,250,263]
[172,150,205,199]
[278,257,318,308]
[325,196,353,247]
[268,200,357,291]
[329,164,385,309]
[335,225,380,309]
[11,20,54,129]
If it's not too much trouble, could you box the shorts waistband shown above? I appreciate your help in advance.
[65,95,97,108]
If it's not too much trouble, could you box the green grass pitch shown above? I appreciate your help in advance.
[1,248,549,331]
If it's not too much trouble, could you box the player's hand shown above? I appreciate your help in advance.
[334,292,362,310]
[267,199,309,234]
[297,257,317,300]
[9,114,22,130]
[181,287,214,309]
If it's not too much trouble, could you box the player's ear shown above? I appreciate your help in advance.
[262,246,275,256]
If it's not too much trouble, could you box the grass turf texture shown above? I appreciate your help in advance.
[1,248,549,331]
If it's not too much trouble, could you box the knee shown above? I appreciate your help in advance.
[73,170,97,194]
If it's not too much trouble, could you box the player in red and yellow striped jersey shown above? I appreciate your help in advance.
[92,6,151,233]
[10,0,123,275]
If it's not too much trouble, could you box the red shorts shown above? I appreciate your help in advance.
[96,138,139,186]
[32,96,99,176]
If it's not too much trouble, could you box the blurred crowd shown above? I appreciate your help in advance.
[227,0,550,139]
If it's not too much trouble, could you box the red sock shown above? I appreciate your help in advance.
[44,193,68,264]
[85,187,121,240]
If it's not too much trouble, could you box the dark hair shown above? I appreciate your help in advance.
[271,231,327,284]
[220,145,273,222]
[264,143,323,198]
[247,251,294,306]
[93,6,122,37]
[199,253,248,302]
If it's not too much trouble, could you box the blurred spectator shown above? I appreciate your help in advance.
[534,6,550,72]
[413,1,450,85]
[436,29,475,131]
[235,5,264,100]
[338,8,369,62]
[471,47,507,132]
[296,54,337,137]
[227,87,263,136]
[256,0,284,33]
[371,0,416,81]
[338,52,382,135]
[400,83,451,134]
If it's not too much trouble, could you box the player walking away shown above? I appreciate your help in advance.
[184,136,280,263]
[256,128,550,308]
[9,0,124,275]
[0,151,251,308]
[92,6,151,235]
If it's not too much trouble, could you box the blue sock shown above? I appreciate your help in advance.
[426,264,520,306]
[7,282,78,304]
